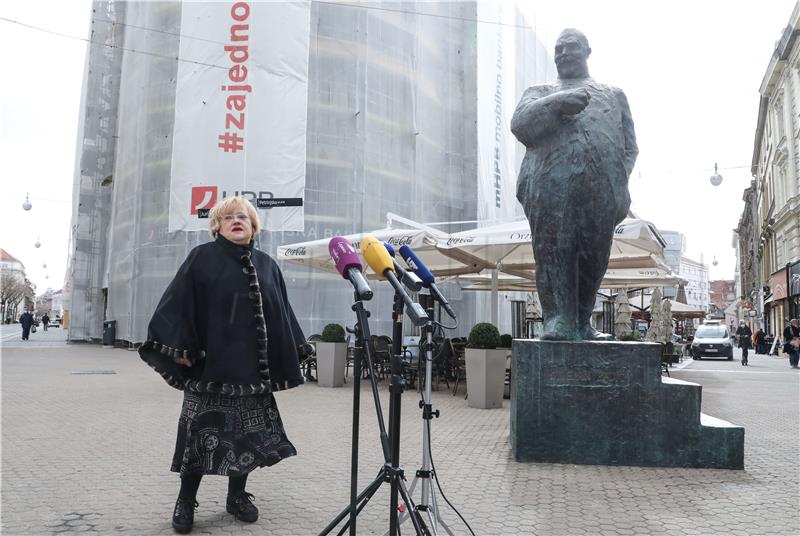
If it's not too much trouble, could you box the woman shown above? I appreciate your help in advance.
[753,328,764,355]
[139,196,309,533]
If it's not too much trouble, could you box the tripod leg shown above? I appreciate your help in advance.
[427,479,455,536]
[386,475,419,536]
[319,471,385,536]
[396,478,429,536]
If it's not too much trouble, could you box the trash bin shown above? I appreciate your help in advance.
[102,320,116,347]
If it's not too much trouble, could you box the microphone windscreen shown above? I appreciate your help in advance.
[329,236,362,278]
[361,236,395,276]
[383,242,396,257]
[399,245,435,285]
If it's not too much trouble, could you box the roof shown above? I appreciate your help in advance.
[0,248,22,264]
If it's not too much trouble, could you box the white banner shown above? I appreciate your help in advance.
[170,1,310,232]
[476,1,520,226]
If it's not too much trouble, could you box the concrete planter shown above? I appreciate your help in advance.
[465,348,508,408]
[316,342,347,387]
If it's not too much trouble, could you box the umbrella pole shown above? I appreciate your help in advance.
[491,267,499,326]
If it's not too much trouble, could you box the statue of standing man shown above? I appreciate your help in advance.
[511,29,638,341]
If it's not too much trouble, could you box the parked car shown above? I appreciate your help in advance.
[690,324,733,360]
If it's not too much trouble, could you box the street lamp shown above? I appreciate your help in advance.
[22,193,32,211]
[710,163,723,186]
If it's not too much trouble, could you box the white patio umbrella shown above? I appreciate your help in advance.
[630,292,706,318]
[452,266,685,292]
[438,217,668,279]
[276,224,484,278]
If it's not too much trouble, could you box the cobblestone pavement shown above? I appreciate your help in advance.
[2,342,798,535]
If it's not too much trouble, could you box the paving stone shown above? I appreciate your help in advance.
[1,344,798,535]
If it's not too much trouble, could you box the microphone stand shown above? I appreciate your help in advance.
[319,291,428,536]
[393,292,454,536]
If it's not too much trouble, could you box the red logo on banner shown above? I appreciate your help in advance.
[191,186,218,215]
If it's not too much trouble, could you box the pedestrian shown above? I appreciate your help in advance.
[735,321,752,366]
[783,319,800,368]
[753,328,764,354]
[18,310,34,340]
[42,313,50,331]
[138,196,312,534]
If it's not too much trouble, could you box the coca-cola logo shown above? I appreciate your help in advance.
[386,235,414,247]
[283,246,307,257]
[447,236,475,246]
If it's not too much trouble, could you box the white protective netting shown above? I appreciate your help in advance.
[67,1,551,342]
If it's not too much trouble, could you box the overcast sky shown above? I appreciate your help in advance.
[0,0,796,293]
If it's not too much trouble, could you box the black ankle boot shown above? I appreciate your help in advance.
[172,496,198,533]
[226,491,259,522]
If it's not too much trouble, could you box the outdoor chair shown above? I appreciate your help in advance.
[369,335,393,381]
[450,337,468,399]
[660,353,671,377]
[302,334,322,382]
[344,335,357,379]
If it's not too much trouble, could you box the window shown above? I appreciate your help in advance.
[774,94,786,139]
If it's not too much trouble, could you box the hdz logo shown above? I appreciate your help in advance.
[191,186,218,217]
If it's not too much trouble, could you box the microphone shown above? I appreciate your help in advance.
[328,236,373,301]
[399,244,457,320]
[383,242,423,292]
[360,236,427,326]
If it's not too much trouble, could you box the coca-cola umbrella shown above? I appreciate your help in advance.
[437,217,669,279]
[276,223,483,278]
[451,265,685,292]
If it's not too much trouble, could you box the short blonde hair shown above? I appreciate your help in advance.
[208,196,261,239]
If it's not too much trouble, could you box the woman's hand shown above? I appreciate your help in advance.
[173,354,193,367]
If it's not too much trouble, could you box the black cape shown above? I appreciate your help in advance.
[139,235,308,395]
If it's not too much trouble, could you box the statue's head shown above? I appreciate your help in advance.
[555,29,591,80]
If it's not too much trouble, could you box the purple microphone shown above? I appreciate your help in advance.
[329,237,373,300]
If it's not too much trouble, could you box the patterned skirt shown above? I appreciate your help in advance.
[171,391,297,477]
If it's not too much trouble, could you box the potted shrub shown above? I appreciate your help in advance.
[316,323,347,387]
[618,332,642,342]
[499,333,513,348]
[465,323,507,409]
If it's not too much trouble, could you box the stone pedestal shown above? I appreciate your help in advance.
[510,340,744,469]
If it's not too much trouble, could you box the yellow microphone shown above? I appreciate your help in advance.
[360,236,395,278]
[360,236,427,326]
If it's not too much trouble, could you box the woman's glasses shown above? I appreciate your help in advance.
[222,213,249,223]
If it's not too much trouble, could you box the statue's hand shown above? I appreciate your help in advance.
[559,88,590,116]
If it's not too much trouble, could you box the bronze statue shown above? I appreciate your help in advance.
[511,29,638,341]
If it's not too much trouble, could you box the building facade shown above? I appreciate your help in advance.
[709,279,737,324]
[659,230,685,300]
[66,1,552,343]
[733,180,762,329]
[657,230,709,313]
[751,3,800,336]
[0,249,35,322]
[680,256,710,314]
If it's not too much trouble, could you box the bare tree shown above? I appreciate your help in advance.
[1,269,28,322]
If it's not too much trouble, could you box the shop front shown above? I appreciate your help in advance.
[789,260,800,321]
[766,267,788,338]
